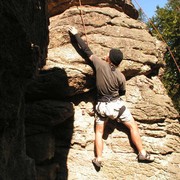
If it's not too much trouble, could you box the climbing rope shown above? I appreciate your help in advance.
[133,0,180,73]
[78,0,89,44]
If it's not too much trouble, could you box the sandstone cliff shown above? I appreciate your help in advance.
[26,5,179,180]
[0,1,179,180]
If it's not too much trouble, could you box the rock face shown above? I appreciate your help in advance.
[48,0,138,19]
[26,5,179,180]
[0,1,179,180]
[0,0,49,179]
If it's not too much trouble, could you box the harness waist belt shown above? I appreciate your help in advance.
[98,95,120,102]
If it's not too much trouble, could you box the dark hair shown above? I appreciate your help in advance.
[109,48,123,66]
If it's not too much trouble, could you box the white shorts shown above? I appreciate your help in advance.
[95,98,133,124]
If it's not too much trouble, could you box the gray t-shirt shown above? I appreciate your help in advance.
[91,55,126,100]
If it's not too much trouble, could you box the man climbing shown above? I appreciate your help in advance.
[68,26,154,168]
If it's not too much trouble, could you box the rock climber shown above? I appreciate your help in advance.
[68,26,154,169]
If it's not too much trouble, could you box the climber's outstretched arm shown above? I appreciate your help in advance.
[68,26,93,61]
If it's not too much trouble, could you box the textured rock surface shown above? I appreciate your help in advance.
[48,0,138,19]
[0,0,49,179]
[25,5,179,180]
[0,1,179,180]
[27,6,166,100]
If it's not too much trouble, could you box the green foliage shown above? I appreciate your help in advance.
[147,0,180,112]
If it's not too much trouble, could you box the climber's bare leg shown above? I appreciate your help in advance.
[95,120,107,162]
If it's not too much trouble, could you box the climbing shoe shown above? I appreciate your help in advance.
[137,152,154,163]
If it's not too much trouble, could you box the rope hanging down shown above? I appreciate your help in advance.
[133,0,180,73]
[78,0,88,44]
